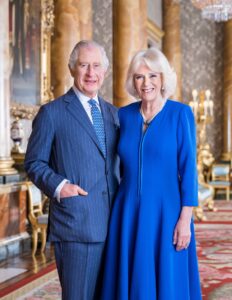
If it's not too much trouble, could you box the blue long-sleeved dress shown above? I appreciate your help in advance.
[101,100,202,300]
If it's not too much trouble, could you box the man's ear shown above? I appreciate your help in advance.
[69,65,75,77]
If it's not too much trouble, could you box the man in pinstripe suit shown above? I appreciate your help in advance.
[25,40,120,300]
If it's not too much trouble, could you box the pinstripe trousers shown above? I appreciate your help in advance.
[54,242,105,300]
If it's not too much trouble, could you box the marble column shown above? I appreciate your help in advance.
[51,0,92,98]
[163,0,182,101]
[113,0,147,107]
[222,20,232,160]
[0,0,17,176]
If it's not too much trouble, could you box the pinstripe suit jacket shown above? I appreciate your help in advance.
[24,88,120,242]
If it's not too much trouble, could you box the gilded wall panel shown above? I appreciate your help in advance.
[180,2,224,160]
[92,0,113,102]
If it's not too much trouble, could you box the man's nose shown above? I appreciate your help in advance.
[87,65,94,75]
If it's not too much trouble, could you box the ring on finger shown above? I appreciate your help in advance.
[185,242,190,249]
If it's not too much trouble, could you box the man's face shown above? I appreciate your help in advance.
[70,46,106,98]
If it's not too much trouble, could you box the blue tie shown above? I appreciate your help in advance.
[88,99,106,157]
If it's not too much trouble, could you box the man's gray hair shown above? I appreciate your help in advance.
[69,40,109,71]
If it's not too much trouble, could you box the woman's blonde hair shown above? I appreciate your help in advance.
[125,47,177,100]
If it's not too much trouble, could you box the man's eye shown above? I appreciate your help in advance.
[94,64,100,68]
[134,75,143,80]
[150,74,157,78]
[80,64,88,68]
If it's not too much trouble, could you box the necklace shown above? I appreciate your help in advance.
[140,109,155,126]
[140,100,166,127]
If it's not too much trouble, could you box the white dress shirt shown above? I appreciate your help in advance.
[72,85,102,123]
[54,86,101,201]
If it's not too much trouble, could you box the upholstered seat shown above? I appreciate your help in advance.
[37,215,49,224]
[26,182,48,255]
[198,183,213,201]
[194,181,214,221]
[209,181,230,186]
[208,164,231,201]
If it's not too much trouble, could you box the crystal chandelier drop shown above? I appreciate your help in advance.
[191,0,232,22]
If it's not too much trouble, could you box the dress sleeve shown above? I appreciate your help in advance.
[177,105,198,206]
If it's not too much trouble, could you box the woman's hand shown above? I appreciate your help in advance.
[173,206,193,251]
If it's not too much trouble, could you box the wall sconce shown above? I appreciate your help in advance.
[189,89,215,182]
[189,89,214,121]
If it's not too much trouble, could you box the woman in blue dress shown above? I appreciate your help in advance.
[101,48,202,300]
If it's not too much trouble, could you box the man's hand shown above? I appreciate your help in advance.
[60,183,88,198]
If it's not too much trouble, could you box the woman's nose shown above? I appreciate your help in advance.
[143,75,150,85]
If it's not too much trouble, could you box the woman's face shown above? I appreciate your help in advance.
[133,64,162,103]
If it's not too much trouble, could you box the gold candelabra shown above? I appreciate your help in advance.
[189,89,215,181]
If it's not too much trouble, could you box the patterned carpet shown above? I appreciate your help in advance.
[196,200,232,300]
[17,272,61,300]
[2,200,232,299]
[0,262,56,300]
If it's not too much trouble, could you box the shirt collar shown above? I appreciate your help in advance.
[72,85,99,105]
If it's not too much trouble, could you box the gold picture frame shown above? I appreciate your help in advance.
[146,18,164,49]
[10,0,54,119]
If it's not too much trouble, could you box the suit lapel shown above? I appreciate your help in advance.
[64,89,104,157]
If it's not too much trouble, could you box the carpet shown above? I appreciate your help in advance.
[2,201,232,299]
[201,200,232,224]
[17,276,61,299]
[196,200,232,299]
[212,200,232,211]
[2,269,61,300]
[0,263,57,299]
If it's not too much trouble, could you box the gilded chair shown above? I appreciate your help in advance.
[194,181,215,221]
[195,157,216,221]
[26,182,48,255]
[208,164,231,201]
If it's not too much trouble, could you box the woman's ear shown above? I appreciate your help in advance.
[160,74,165,96]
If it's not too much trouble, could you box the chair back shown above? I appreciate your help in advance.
[26,182,43,224]
[212,164,230,181]
[25,182,48,255]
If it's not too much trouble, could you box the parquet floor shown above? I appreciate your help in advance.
[0,245,56,296]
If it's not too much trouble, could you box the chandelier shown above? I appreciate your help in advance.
[191,0,232,22]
